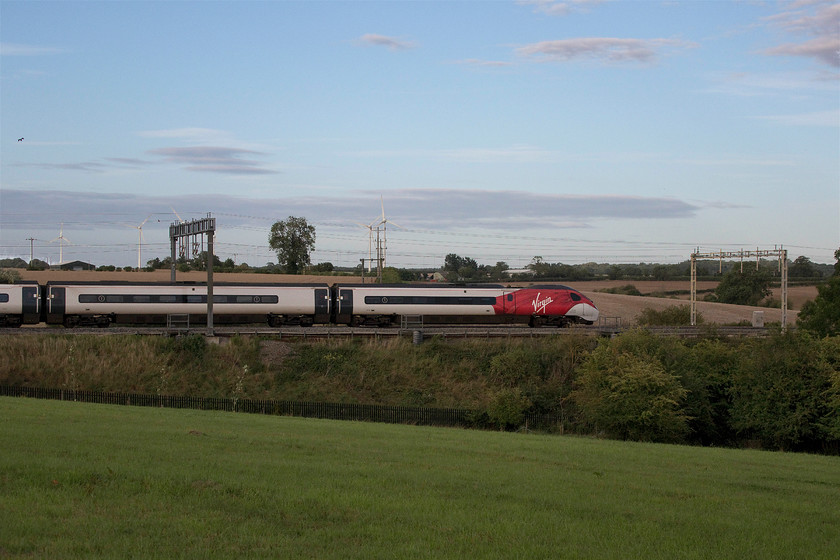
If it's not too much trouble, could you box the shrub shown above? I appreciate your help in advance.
[0,269,21,284]
[572,341,689,443]
[728,332,840,452]
[636,305,700,326]
[486,388,532,430]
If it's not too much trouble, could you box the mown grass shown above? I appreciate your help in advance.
[1,397,838,559]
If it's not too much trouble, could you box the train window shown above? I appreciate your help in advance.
[159,295,177,303]
[187,295,203,303]
[570,293,581,302]
[507,294,513,301]
[0,294,8,303]
[105,295,124,303]
[133,296,151,303]
[236,296,253,303]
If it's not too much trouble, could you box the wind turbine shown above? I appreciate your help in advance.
[132,215,152,270]
[170,206,185,224]
[374,196,402,270]
[50,223,71,264]
[354,217,379,273]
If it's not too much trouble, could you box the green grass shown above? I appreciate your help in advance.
[1,397,839,559]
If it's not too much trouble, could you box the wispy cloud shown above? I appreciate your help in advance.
[14,161,107,172]
[454,59,514,68]
[518,0,603,17]
[763,1,840,68]
[356,34,416,51]
[0,42,64,56]
[516,37,697,64]
[138,128,231,143]
[147,146,277,175]
[752,109,840,127]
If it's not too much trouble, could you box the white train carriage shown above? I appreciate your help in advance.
[45,282,331,327]
[0,281,42,327]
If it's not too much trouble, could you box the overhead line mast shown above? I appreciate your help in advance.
[170,214,216,335]
[690,247,788,332]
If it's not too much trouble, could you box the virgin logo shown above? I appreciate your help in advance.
[532,292,553,314]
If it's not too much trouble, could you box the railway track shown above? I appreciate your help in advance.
[1,324,772,339]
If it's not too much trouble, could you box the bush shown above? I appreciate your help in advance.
[0,269,21,284]
[728,332,840,452]
[636,305,700,326]
[572,339,689,443]
[486,388,532,430]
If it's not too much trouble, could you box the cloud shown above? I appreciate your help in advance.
[752,109,840,127]
[357,34,416,51]
[764,36,840,68]
[104,157,154,167]
[1,188,700,233]
[518,0,603,17]
[516,38,696,64]
[763,1,840,68]
[138,128,231,143]
[454,59,514,68]
[147,146,277,175]
[0,42,64,56]
[14,161,107,172]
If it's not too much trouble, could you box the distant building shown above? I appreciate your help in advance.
[53,260,95,271]
[504,268,534,276]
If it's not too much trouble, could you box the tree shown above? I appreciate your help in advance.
[712,267,772,306]
[789,255,819,278]
[798,248,840,337]
[443,253,477,281]
[268,216,316,274]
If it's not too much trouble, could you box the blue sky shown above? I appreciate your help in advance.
[1,0,838,269]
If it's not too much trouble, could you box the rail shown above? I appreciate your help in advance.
[2,324,776,339]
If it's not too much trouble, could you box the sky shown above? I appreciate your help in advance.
[1,0,838,270]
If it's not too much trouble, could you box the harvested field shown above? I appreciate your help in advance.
[12,269,816,327]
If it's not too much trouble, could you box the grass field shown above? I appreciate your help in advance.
[1,397,838,559]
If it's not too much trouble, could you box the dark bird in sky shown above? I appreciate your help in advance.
[18,138,24,141]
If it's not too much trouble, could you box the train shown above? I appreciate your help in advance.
[0,281,598,328]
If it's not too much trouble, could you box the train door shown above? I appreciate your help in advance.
[22,285,40,323]
[47,286,65,324]
[314,288,330,323]
[336,289,353,325]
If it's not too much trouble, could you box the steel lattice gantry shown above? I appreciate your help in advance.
[690,248,788,331]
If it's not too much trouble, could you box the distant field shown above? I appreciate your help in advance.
[2,397,838,559]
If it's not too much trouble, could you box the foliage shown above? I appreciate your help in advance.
[597,284,642,296]
[728,333,840,452]
[636,304,701,326]
[789,255,820,278]
[440,254,509,281]
[3,330,839,453]
[486,388,532,430]
[797,250,840,337]
[572,336,689,443]
[712,267,772,306]
[0,268,22,284]
[797,276,840,336]
[310,261,334,273]
[268,216,316,274]
[0,257,28,268]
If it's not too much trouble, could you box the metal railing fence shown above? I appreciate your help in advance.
[0,385,563,432]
